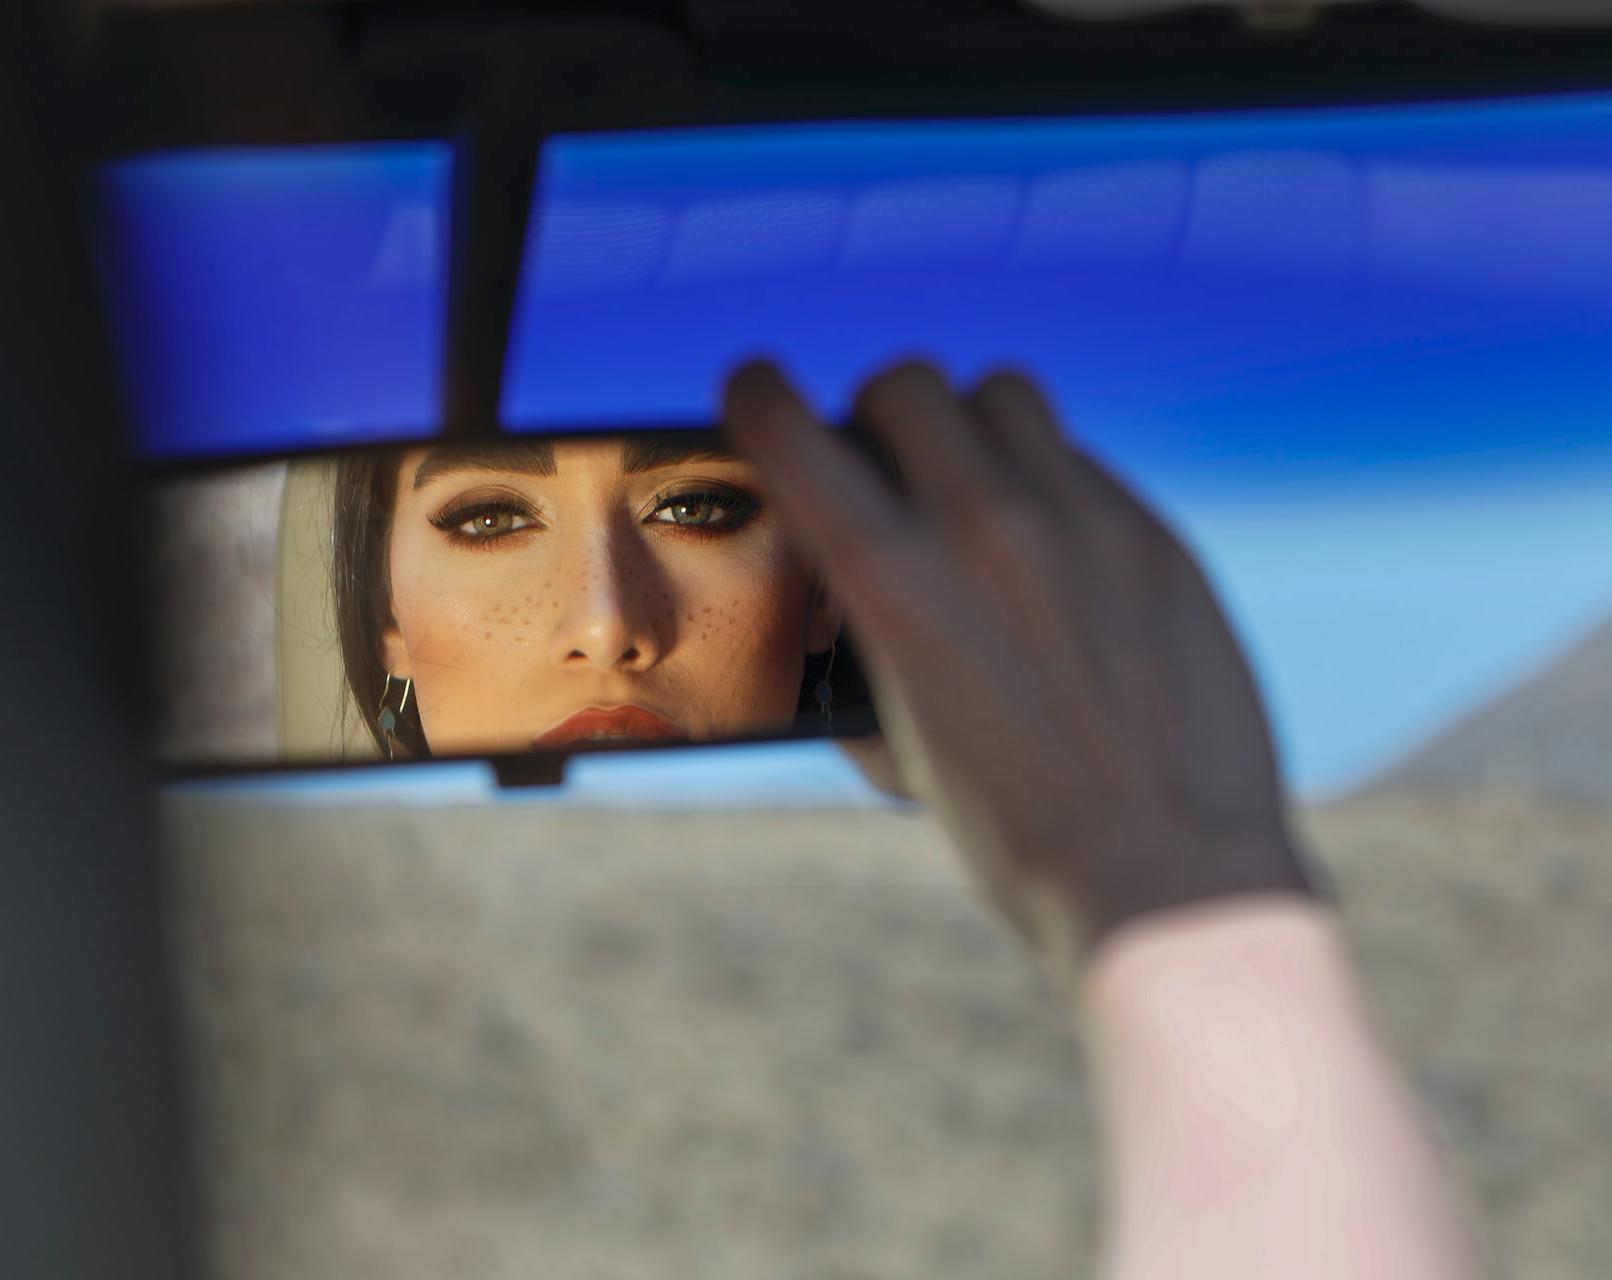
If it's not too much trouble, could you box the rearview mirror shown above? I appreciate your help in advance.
[148,437,877,771]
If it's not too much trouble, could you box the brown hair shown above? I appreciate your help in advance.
[331,449,430,757]
[329,445,869,759]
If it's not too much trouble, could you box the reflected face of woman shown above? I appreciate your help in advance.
[380,438,840,754]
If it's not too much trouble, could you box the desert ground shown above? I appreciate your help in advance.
[164,784,1612,1280]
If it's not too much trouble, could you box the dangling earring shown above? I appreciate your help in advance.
[376,673,412,760]
[813,640,837,734]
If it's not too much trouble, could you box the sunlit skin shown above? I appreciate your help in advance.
[379,438,841,755]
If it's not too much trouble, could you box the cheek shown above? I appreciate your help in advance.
[392,537,545,658]
[664,538,812,711]
[393,578,494,670]
[388,547,550,739]
[669,544,801,640]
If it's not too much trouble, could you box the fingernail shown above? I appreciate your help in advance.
[726,359,787,399]
[723,360,802,439]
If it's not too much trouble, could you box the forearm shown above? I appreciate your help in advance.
[1072,896,1484,1280]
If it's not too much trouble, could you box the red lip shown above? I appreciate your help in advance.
[533,705,685,749]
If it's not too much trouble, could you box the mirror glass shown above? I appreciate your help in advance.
[97,142,454,458]
[503,93,1612,434]
[148,436,867,768]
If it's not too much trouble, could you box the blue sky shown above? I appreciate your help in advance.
[98,143,452,456]
[1179,464,1612,797]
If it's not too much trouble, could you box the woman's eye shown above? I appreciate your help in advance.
[655,500,723,527]
[432,504,538,541]
[649,490,758,530]
[459,510,532,537]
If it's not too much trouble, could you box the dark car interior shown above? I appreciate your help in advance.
[5,3,1610,1276]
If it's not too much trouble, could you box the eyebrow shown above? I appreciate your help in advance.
[620,435,742,475]
[411,436,741,490]
[413,442,555,489]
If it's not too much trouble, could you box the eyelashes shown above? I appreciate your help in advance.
[645,487,760,534]
[429,495,541,548]
[428,484,760,549]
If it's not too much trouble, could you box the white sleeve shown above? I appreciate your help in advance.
[1071,896,1486,1280]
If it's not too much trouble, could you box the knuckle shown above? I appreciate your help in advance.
[960,493,1063,578]
[946,479,1006,530]
[991,496,1059,558]
[1004,493,1058,539]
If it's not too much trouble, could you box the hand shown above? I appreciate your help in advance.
[722,360,1315,973]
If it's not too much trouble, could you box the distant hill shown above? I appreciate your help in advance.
[1369,615,1612,804]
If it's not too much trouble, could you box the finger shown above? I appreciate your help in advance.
[960,369,1115,614]
[835,734,912,799]
[965,368,1080,509]
[964,370,1185,664]
[852,361,1010,521]
[722,360,912,605]
[967,369,1168,548]
[1071,446,1185,562]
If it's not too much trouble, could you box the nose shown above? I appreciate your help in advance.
[546,520,664,673]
